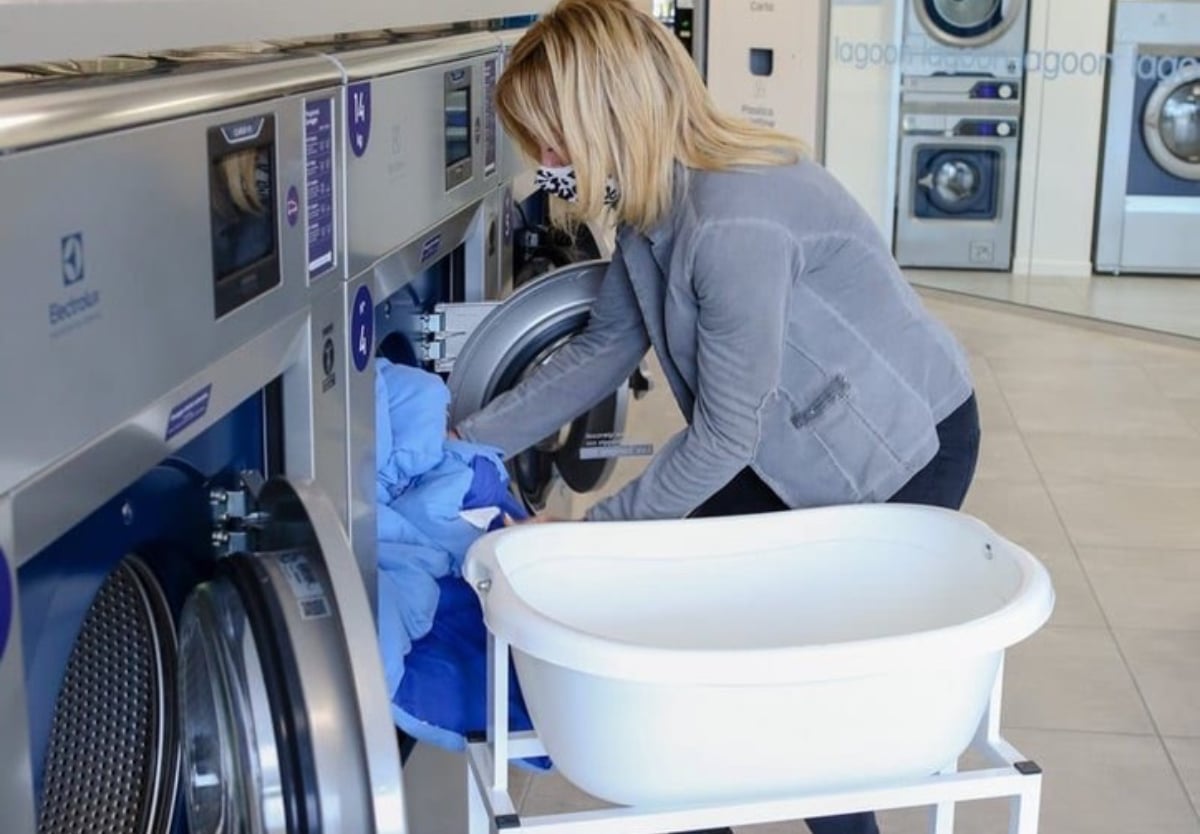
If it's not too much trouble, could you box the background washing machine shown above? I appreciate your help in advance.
[894,75,1023,269]
[901,0,1030,79]
[0,52,405,834]
[1094,0,1200,275]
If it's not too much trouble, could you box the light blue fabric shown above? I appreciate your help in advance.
[374,358,536,752]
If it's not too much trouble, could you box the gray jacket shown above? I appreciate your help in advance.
[455,160,974,521]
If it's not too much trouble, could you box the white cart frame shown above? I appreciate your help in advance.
[467,635,1043,834]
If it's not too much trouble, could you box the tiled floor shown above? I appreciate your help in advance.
[905,269,1200,343]
[509,289,1200,834]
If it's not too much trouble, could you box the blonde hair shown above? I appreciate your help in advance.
[495,0,806,232]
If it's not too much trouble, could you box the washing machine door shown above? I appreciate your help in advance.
[177,477,404,834]
[445,260,631,514]
[915,148,1000,218]
[1144,66,1200,182]
[916,0,1024,47]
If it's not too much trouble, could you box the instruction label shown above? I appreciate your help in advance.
[279,551,332,620]
[578,432,654,460]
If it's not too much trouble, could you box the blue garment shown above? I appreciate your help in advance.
[374,359,539,757]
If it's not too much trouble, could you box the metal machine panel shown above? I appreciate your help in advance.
[0,81,343,503]
[337,38,503,276]
[0,1,546,67]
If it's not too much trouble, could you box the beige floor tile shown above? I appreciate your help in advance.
[1027,541,1106,629]
[960,480,1073,553]
[1022,432,1200,486]
[1000,729,1199,834]
[988,358,1197,438]
[966,354,1018,433]
[1046,481,1200,550]
[1143,359,1200,402]
[999,627,1155,735]
[1115,629,1200,738]
[1079,548,1200,631]
[1175,399,1200,435]
[972,430,1040,484]
[1164,737,1200,815]
[520,769,611,816]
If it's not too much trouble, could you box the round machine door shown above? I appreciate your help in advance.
[446,260,631,514]
[177,477,404,834]
[1143,65,1200,182]
[916,0,1024,47]
[915,148,1000,218]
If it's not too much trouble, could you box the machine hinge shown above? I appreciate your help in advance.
[412,301,500,373]
[210,470,270,558]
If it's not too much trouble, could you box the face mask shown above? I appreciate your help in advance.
[534,164,620,207]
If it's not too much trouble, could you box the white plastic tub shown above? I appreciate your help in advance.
[464,504,1055,808]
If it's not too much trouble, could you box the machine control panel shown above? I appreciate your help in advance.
[208,114,281,318]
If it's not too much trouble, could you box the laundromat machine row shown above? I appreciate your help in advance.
[0,24,646,834]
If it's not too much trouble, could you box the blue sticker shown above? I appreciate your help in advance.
[420,234,442,263]
[348,82,372,158]
[61,232,85,285]
[0,546,11,662]
[351,286,373,372]
[286,185,300,227]
[305,98,336,278]
[165,384,213,441]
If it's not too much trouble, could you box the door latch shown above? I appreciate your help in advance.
[412,301,500,373]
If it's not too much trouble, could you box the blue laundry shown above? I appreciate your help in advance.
[374,358,541,759]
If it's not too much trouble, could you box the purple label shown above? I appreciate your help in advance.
[351,286,373,372]
[305,98,336,278]
[420,234,442,263]
[165,384,212,441]
[220,117,265,145]
[286,186,300,227]
[0,547,11,662]
[348,82,372,158]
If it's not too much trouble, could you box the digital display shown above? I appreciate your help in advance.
[208,115,280,317]
[446,87,471,167]
[445,67,473,191]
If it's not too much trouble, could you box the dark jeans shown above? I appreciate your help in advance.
[686,393,981,834]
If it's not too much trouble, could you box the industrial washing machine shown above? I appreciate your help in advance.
[901,0,1030,79]
[894,74,1024,270]
[0,49,406,834]
[303,30,655,833]
[1094,0,1200,276]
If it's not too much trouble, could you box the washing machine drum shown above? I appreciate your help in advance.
[1144,67,1200,181]
[177,478,402,834]
[915,148,1001,219]
[917,0,1022,45]
[446,261,629,514]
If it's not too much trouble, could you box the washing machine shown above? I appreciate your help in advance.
[894,74,1023,270]
[901,0,1030,79]
[1094,0,1200,275]
[0,51,405,834]
[307,31,656,834]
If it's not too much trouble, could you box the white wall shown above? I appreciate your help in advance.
[1012,0,1113,278]
[823,0,900,238]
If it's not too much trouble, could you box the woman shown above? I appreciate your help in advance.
[453,2,980,832]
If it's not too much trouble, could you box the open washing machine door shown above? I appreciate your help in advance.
[915,0,1024,47]
[1143,64,1200,182]
[177,476,404,834]
[442,260,638,515]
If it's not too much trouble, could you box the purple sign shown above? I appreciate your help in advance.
[286,185,300,227]
[483,58,498,175]
[166,384,212,441]
[0,547,11,662]
[351,285,373,372]
[305,98,335,278]
[348,82,372,158]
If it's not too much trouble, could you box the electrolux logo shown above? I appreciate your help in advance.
[49,231,102,335]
